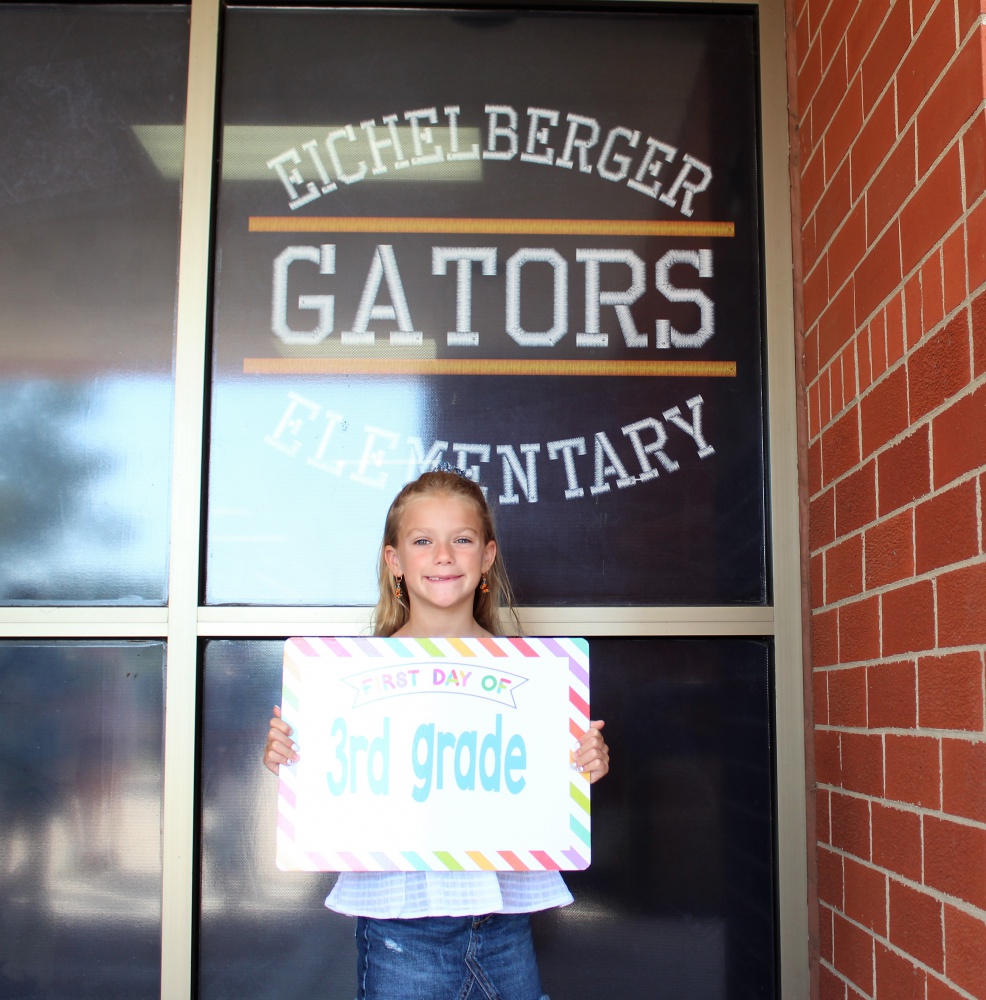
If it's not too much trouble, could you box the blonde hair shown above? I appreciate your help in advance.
[372,470,517,637]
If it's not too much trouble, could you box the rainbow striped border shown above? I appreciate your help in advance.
[276,636,590,872]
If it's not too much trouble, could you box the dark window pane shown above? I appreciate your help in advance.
[199,638,775,1000]
[206,7,767,607]
[0,641,165,999]
[0,5,189,604]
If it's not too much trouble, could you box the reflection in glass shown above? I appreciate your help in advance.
[207,378,428,604]
[0,5,188,604]
[199,641,349,999]
[0,641,164,999]
[199,638,775,1000]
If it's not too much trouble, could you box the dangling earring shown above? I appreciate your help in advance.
[479,575,490,594]
[395,576,404,599]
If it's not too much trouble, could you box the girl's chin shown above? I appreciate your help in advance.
[408,584,474,609]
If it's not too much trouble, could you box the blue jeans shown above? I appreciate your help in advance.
[355,914,548,1000]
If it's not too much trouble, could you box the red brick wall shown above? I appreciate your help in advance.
[793,0,986,997]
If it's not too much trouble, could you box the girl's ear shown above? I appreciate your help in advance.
[482,539,497,574]
[384,544,402,577]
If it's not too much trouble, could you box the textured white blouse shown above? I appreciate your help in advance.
[325,870,574,919]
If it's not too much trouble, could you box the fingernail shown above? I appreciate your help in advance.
[292,743,300,752]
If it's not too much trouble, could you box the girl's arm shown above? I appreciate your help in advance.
[264,704,299,775]
[574,720,610,783]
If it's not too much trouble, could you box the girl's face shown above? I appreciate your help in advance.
[384,494,496,622]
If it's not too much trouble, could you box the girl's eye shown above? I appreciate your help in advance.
[412,538,430,545]
[454,537,474,544]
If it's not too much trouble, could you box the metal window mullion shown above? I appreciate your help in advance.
[192,605,776,637]
[160,2,220,999]
[758,0,811,996]
[0,608,169,636]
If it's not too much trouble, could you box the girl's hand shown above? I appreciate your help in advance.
[574,720,609,784]
[264,705,299,775]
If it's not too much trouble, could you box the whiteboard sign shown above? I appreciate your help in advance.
[276,636,591,872]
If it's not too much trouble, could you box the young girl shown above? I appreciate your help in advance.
[264,468,610,1000]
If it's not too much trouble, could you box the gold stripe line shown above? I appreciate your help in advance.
[248,216,735,237]
[242,358,737,377]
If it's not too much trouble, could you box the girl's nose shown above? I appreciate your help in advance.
[433,542,453,562]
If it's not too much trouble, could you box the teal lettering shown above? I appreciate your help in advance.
[326,717,348,796]
[326,717,391,796]
[436,728,456,789]
[480,714,503,791]
[454,730,477,790]
[504,734,527,793]
[412,722,434,802]
[409,715,525,800]
[367,718,390,794]
[349,732,368,792]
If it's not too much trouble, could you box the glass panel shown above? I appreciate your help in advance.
[207,7,766,607]
[0,641,165,999]
[0,5,188,604]
[199,638,775,1000]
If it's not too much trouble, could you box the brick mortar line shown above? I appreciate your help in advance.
[814,848,986,922]
[817,891,985,949]
[813,961,861,1000]
[804,237,986,422]
[805,369,986,501]
[815,782,986,824]
[800,98,986,334]
[808,551,986,607]
[810,643,986,676]
[800,12,986,243]
[809,488,986,568]
[818,916,983,1000]
[803,173,986,335]
[801,71,983,247]
[838,354,984,447]
[818,737,986,762]
[815,721,986,741]
[795,0,852,138]
[813,655,986,675]
[805,275,979,438]
[818,953,981,1000]
[821,735,986,750]
[806,465,984,554]
[803,199,986,416]
[792,1,832,81]
[815,723,985,741]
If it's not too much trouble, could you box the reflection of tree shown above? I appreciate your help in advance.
[0,381,115,601]
[0,641,165,997]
